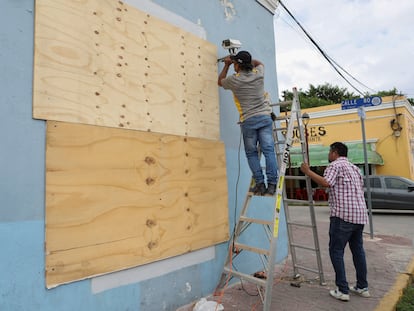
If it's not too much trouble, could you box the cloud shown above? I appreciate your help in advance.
[274,0,414,99]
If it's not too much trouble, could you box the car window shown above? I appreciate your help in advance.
[384,178,409,189]
[365,178,381,188]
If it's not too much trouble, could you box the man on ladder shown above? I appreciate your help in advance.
[218,50,278,195]
[215,80,325,310]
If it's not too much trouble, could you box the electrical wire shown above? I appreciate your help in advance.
[277,0,375,96]
[213,127,244,310]
[325,55,377,94]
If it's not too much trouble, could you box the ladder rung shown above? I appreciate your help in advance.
[275,150,303,156]
[286,221,314,228]
[233,242,270,256]
[246,191,275,198]
[273,127,287,132]
[284,198,311,204]
[273,125,301,131]
[290,242,317,252]
[270,100,292,107]
[284,175,307,180]
[239,216,273,226]
[223,267,267,287]
[272,116,289,121]
[293,264,321,275]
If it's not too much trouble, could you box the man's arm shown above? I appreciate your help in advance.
[218,56,232,87]
[300,163,330,188]
[252,59,263,68]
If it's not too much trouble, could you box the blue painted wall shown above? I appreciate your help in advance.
[0,0,287,310]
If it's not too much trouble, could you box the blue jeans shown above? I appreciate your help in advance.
[240,115,278,185]
[329,217,368,294]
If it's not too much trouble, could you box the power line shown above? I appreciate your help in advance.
[325,55,377,94]
[277,0,376,96]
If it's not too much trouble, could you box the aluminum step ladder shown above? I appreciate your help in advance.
[215,87,325,311]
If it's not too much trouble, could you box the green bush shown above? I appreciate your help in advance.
[396,284,414,311]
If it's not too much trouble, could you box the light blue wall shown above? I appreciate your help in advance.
[0,1,45,222]
[0,1,287,310]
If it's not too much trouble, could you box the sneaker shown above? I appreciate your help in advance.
[266,183,277,195]
[250,182,266,195]
[350,286,370,297]
[329,288,350,301]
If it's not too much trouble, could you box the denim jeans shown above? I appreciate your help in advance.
[240,115,278,185]
[329,217,368,294]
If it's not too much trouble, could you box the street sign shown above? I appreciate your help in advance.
[341,95,382,238]
[341,96,382,110]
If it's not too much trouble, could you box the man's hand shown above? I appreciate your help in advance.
[300,163,310,175]
[300,162,330,188]
[224,56,232,66]
[218,57,233,87]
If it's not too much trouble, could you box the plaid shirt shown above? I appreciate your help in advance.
[324,157,368,224]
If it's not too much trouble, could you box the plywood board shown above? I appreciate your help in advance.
[33,0,220,140]
[45,121,229,288]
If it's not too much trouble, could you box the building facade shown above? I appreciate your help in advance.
[0,1,285,310]
[290,96,414,180]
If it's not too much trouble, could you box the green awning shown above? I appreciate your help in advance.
[288,142,384,168]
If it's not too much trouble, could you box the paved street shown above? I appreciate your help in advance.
[291,204,414,242]
[367,210,414,241]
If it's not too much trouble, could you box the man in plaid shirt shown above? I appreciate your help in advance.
[300,142,370,301]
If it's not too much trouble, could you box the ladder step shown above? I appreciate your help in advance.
[273,127,287,132]
[284,175,307,180]
[286,221,314,229]
[293,264,321,275]
[233,242,270,256]
[273,125,301,131]
[276,150,304,155]
[284,198,311,204]
[290,242,318,252]
[223,266,267,287]
[246,191,275,198]
[239,216,273,226]
[270,100,292,108]
[272,115,289,121]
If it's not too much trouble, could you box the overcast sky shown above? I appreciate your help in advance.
[273,0,414,100]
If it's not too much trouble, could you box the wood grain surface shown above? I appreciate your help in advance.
[33,0,219,139]
[45,121,229,287]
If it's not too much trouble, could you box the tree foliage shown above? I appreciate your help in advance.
[280,84,414,109]
[371,87,414,105]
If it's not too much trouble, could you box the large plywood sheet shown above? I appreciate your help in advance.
[45,121,228,288]
[34,0,220,140]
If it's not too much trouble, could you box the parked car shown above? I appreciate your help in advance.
[364,175,414,210]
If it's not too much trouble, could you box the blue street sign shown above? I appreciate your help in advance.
[341,96,382,110]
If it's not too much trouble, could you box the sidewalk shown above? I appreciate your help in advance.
[179,221,414,311]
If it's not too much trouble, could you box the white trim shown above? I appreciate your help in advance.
[344,139,379,145]
[124,0,207,39]
[91,246,215,293]
[309,113,406,127]
[256,0,279,14]
[307,98,414,120]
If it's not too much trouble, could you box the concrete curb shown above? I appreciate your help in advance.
[375,255,414,311]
